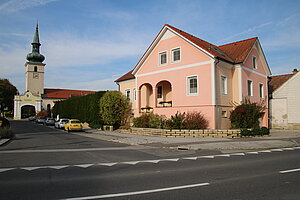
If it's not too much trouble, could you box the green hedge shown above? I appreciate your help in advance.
[0,128,15,139]
[52,91,106,128]
[240,127,270,137]
[0,117,10,128]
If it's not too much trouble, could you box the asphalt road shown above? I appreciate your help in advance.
[0,121,299,200]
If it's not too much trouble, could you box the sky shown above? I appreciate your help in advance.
[0,0,300,93]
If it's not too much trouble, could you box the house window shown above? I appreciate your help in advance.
[172,48,181,62]
[221,110,227,118]
[159,51,167,65]
[259,83,264,98]
[247,80,253,97]
[125,89,130,100]
[133,88,136,101]
[221,75,227,95]
[157,86,162,99]
[187,76,198,95]
[34,66,37,72]
[253,56,257,69]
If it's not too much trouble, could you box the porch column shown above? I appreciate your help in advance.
[13,99,21,120]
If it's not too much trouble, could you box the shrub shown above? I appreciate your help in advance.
[133,113,164,128]
[99,91,131,128]
[169,112,186,130]
[0,128,15,139]
[0,117,10,128]
[184,111,209,130]
[230,99,265,129]
[240,127,270,137]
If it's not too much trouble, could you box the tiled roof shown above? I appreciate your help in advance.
[43,88,96,99]
[269,73,297,93]
[116,24,258,82]
[166,24,234,63]
[115,70,134,82]
[218,37,257,63]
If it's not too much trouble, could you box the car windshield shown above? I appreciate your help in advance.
[71,121,80,123]
[62,120,69,123]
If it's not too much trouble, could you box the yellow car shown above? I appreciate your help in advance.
[64,119,83,132]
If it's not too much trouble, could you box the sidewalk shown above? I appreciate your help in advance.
[79,129,300,150]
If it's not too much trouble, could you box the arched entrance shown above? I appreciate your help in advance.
[156,80,172,107]
[139,83,154,113]
[21,105,36,118]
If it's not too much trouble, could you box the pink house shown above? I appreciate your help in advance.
[115,24,271,129]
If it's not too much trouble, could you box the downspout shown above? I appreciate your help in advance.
[213,58,220,129]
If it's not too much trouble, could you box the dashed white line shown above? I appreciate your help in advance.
[0,146,299,173]
[280,168,300,174]
[64,182,210,200]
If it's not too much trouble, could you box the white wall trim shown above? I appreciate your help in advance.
[241,65,267,78]
[211,62,216,105]
[136,60,213,78]
[235,65,243,103]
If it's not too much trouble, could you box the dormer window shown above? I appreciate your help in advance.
[171,47,181,62]
[159,51,167,65]
[253,56,257,69]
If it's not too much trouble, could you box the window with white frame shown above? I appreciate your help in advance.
[125,89,130,100]
[171,48,181,62]
[159,51,167,65]
[133,88,136,101]
[253,56,257,69]
[247,80,253,97]
[187,76,198,95]
[221,75,227,95]
[259,83,264,98]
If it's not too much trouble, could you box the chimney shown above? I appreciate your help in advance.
[293,69,298,74]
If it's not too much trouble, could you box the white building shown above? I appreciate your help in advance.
[269,69,300,129]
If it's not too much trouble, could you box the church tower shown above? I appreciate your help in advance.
[25,24,46,96]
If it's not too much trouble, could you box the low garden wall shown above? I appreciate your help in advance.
[117,127,241,138]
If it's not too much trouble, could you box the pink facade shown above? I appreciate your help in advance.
[116,24,271,129]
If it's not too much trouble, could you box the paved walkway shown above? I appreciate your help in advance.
[77,129,300,150]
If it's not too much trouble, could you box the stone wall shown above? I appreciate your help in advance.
[117,128,241,138]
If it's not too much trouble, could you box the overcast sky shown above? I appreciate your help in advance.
[1,0,299,93]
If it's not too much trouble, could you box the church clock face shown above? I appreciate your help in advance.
[33,73,39,79]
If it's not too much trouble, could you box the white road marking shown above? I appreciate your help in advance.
[48,165,69,169]
[246,151,259,154]
[161,158,180,162]
[0,168,14,172]
[182,157,198,160]
[282,148,294,151]
[280,168,300,174]
[74,164,94,168]
[258,150,271,153]
[198,155,214,159]
[230,153,245,156]
[98,163,117,167]
[64,182,210,200]
[140,160,161,164]
[270,149,283,152]
[1,147,299,173]
[214,154,230,157]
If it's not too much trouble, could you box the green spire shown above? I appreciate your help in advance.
[32,23,40,45]
[26,23,45,63]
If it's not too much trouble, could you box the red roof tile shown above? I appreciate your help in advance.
[166,24,234,63]
[115,70,134,82]
[218,37,257,63]
[43,88,96,99]
[269,73,297,93]
[116,24,259,82]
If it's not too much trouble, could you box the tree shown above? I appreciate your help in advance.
[230,99,265,129]
[0,79,18,116]
[99,91,131,128]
